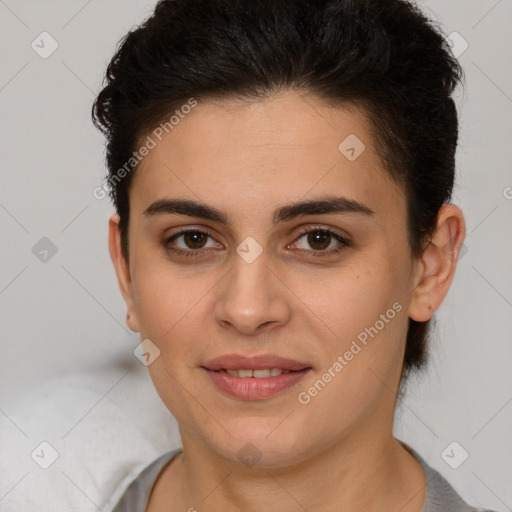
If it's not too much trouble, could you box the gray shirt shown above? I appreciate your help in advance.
[110,442,496,511]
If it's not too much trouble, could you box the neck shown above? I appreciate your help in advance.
[154,428,426,512]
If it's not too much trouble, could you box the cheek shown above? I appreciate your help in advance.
[295,256,400,336]
[131,256,214,342]
[299,256,409,384]
[294,285,408,433]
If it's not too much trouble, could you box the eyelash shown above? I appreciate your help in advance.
[163,226,350,259]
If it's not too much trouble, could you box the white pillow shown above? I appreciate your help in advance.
[0,362,182,511]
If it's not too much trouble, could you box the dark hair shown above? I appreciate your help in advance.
[92,0,465,387]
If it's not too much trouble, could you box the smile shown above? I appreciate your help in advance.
[217,368,292,377]
[203,367,311,400]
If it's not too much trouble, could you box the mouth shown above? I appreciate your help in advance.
[200,353,312,400]
[202,353,312,373]
[206,367,308,378]
[201,364,312,400]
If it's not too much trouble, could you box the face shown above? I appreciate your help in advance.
[109,91,449,467]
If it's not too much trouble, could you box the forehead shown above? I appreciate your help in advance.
[130,91,405,224]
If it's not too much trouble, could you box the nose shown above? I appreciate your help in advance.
[214,250,291,336]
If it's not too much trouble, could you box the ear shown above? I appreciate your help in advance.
[407,204,466,322]
[108,213,140,332]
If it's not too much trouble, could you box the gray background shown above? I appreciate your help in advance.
[0,0,511,510]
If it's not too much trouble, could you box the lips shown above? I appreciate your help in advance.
[202,353,311,372]
[201,353,313,399]
[203,366,312,400]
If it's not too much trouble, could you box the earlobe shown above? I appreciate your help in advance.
[407,204,466,322]
[108,213,140,332]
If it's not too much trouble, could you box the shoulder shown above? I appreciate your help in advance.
[400,442,498,512]
[108,448,183,512]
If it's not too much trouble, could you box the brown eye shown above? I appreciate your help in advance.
[293,228,349,255]
[163,226,349,260]
[305,230,332,251]
[181,231,209,249]
[163,229,221,256]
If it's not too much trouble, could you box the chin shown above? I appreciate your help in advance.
[209,424,305,468]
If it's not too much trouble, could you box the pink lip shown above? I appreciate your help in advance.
[203,367,312,400]
[201,354,312,400]
[202,353,311,371]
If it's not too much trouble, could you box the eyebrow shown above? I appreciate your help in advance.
[143,196,375,225]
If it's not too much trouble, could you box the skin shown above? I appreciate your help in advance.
[108,90,466,512]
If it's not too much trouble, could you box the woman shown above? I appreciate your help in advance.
[92,0,497,510]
